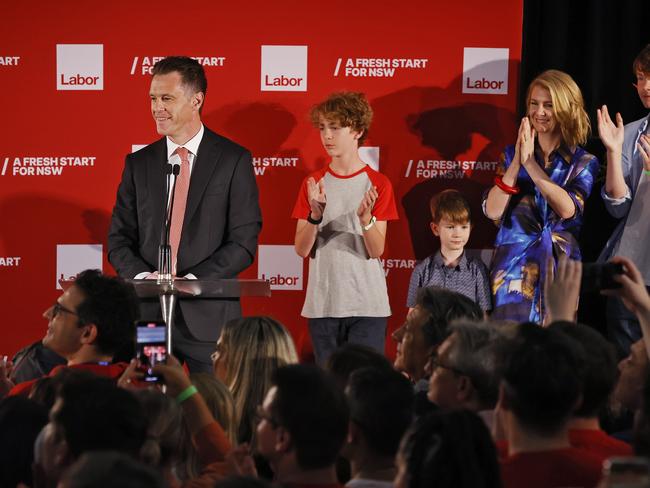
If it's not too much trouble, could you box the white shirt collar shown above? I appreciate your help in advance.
[166,124,204,159]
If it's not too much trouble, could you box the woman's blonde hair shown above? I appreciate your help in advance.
[133,389,182,469]
[218,316,298,444]
[176,373,238,480]
[526,69,590,148]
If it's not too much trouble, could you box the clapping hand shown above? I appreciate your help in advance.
[357,186,378,225]
[307,177,326,219]
[597,105,625,154]
[518,117,536,166]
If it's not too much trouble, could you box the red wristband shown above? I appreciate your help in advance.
[494,176,520,195]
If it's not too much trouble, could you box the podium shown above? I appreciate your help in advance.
[59,278,271,353]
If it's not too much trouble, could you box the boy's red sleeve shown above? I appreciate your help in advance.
[368,171,399,221]
[291,176,311,219]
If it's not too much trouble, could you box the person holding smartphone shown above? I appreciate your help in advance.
[483,70,599,324]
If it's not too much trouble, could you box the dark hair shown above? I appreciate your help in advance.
[633,44,650,75]
[29,367,78,412]
[29,376,58,411]
[53,371,147,459]
[416,287,483,348]
[152,56,207,105]
[551,321,618,418]
[347,367,414,457]
[0,397,48,488]
[400,410,502,488]
[59,451,166,488]
[326,343,393,388]
[74,269,139,356]
[270,365,349,470]
[502,323,585,435]
[430,190,471,225]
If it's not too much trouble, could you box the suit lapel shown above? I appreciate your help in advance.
[148,138,168,240]
[184,130,223,224]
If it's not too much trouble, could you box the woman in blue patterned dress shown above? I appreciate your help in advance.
[483,70,599,323]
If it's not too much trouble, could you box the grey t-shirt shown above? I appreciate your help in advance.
[292,165,398,318]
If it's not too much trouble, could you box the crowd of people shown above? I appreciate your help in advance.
[2,255,650,488]
[1,45,649,488]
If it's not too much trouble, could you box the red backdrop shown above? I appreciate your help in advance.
[1,0,523,359]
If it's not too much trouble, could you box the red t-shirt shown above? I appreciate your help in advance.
[292,165,398,221]
[569,428,634,460]
[500,447,603,488]
[9,362,129,396]
[497,430,633,463]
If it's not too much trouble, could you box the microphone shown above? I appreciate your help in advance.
[159,153,181,282]
[167,153,181,176]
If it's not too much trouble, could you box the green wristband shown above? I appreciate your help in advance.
[176,385,198,404]
[643,170,650,176]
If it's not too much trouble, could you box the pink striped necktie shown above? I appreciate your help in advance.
[170,146,190,275]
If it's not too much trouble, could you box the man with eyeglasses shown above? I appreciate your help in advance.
[252,365,349,487]
[1,269,139,398]
[390,287,482,416]
[426,321,508,430]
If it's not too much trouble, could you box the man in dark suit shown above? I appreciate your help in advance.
[108,56,261,372]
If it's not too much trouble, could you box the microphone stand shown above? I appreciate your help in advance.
[157,161,180,357]
[158,162,180,284]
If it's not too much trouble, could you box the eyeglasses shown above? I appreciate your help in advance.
[51,302,79,318]
[428,355,465,376]
[254,405,278,428]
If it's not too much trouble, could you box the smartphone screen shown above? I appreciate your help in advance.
[135,321,168,382]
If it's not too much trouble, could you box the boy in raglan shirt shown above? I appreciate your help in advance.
[292,92,398,365]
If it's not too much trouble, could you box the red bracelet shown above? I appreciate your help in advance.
[494,176,520,195]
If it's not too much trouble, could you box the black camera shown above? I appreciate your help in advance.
[580,262,625,294]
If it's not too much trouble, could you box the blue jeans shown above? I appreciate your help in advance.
[308,316,387,366]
